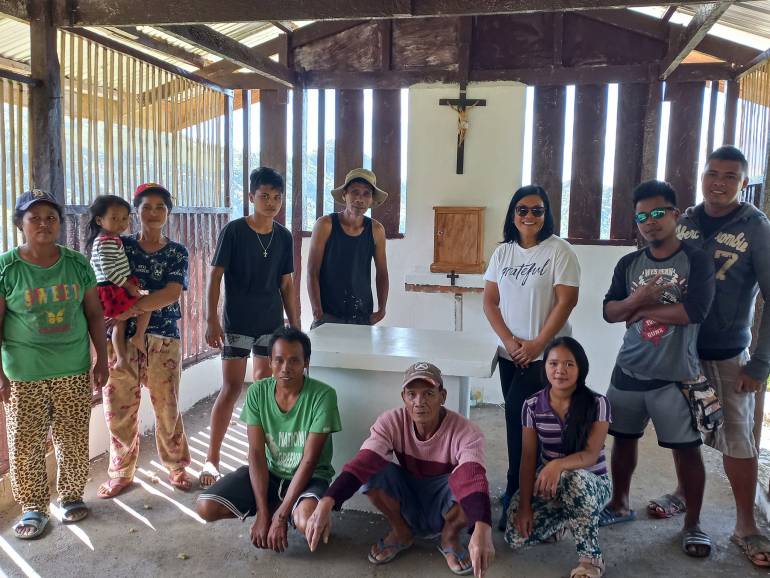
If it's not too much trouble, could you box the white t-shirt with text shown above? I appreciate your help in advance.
[483,235,581,360]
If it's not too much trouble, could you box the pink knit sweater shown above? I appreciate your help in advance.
[325,407,491,526]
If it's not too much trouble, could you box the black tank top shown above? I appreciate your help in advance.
[319,213,376,323]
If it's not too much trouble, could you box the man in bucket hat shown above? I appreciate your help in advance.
[304,362,495,577]
[307,168,389,328]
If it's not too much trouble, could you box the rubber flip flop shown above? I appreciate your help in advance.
[61,500,89,524]
[14,511,49,540]
[437,545,474,576]
[598,507,636,527]
[682,528,712,558]
[367,538,413,565]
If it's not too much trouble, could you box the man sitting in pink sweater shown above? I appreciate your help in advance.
[305,362,495,577]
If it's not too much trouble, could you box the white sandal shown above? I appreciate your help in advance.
[198,461,222,490]
[570,557,605,578]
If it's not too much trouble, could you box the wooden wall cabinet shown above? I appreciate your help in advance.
[430,206,485,273]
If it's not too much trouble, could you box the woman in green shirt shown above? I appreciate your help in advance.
[0,189,109,540]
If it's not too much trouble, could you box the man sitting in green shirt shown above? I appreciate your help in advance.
[196,327,342,552]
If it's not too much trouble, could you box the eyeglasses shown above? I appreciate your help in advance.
[515,206,546,217]
[635,206,676,224]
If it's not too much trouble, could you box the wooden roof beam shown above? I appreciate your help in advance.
[158,24,296,87]
[114,27,211,69]
[736,47,770,79]
[660,1,731,80]
[65,0,724,26]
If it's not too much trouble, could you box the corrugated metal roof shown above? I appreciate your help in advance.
[0,18,304,76]
[680,2,770,49]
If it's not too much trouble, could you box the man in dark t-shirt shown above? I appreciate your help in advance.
[600,180,715,559]
[307,168,389,328]
[200,167,300,490]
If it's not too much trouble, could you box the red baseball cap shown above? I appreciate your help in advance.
[134,182,172,200]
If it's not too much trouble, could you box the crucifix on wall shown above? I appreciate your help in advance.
[439,88,486,174]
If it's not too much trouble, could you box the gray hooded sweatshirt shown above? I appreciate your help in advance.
[677,202,770,382]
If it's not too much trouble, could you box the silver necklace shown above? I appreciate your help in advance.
[256,227,275,258]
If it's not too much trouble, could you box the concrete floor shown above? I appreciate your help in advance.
[0,398,768,578]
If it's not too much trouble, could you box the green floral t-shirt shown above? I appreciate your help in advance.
[240,376,342,481]
[0,246,96,381]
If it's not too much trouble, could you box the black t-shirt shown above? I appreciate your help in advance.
[211,218,293,336]
[692,205,745,361]
[695,204,742,240]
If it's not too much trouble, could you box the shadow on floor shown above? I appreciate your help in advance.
[0,400,767,577]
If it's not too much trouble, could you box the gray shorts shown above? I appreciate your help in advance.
[222,332,273,359]
[362,463,456,537]
[701,350,757,458]
[607,382,702,449]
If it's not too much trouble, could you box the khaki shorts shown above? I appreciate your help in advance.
[701,350,758,458]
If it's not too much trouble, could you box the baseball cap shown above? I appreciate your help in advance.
[331,168,388,208]
[134,182,172,201]
[402,362,444,389]
[15,189,62,212]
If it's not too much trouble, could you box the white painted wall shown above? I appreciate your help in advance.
[301,82,635,403]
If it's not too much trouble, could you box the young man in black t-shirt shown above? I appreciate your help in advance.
[200,167,300,489]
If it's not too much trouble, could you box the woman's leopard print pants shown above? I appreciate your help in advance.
[4,372,91,514]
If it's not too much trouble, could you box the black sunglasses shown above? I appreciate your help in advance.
[515,206,546,217]
[635,206,676,224]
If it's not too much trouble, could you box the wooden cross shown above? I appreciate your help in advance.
[447,271,459,286]
[439,88,486,174]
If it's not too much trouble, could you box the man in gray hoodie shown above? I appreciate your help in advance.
[654,145,770,567]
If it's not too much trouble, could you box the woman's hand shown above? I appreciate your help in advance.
[515,504,534,539]
[502,336,521,359]
[92,357,109,389]
[534,460,564,499]
[511,338,544,367]
[0,371,10,403]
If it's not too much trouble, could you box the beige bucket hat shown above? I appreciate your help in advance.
[331,168,389,208]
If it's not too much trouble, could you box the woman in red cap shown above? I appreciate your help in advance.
[97,183,193,498]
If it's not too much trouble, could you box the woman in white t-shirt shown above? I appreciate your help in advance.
[483,185,581,531]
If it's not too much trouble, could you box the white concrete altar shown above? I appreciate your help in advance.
[308,323,498,473]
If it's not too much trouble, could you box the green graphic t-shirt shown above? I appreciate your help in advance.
[240,376,342,481]
[0,246,97,381]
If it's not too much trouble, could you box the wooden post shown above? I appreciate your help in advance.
[705,80,720,154]
[723,79,739,145]
[242,89,250,217]
[260,89,288,223]
[291,89,303,320]
[334,89,364,184]
[611,83,648,241]
[665,82,705,210]
[29,0,65,212]
[532,86,566,234]
[223,92,233,209]
[315,89,326,220]
[568,84,607,240]
[371,89,401,237]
